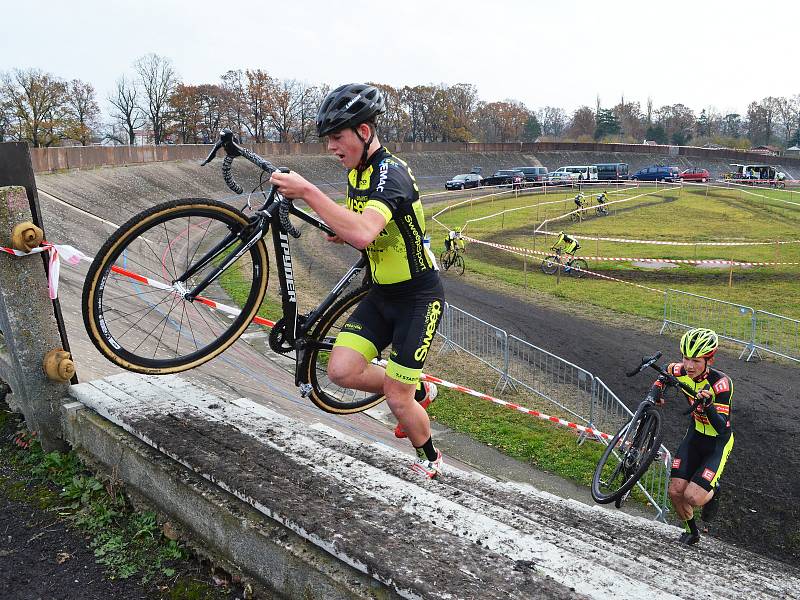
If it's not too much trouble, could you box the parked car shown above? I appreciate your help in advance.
[596,163,629,180]
[549,165,598,183]
[482,169,525,189]
[631,165,680,182]
[445,173,483,190]
[679,168,710,183]
[512,166,549,185]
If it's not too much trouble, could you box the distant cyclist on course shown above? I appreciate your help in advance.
[551,231,580,258]
[654,328,733,545]
[444,228,465,253]
[270,84,444,479]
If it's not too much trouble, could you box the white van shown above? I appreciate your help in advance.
[549,165,598,182]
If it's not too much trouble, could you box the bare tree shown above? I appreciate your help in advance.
[292,81,321,142]
[268,78,301,143]
[63,79,100,146]
[1,68,66,147]
[538,106,568,138]
[566,106,595,139]
[243,69,273,142]
[134,53,179,144]
[220,69,247,140]
[0,94,12,141]
[108,76,145,145]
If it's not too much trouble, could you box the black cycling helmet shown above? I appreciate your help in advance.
[316,83,386,137]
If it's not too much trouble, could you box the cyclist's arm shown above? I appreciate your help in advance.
[269,171,387,249]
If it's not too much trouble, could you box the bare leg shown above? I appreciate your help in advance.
[668,478,693,521]
[327,346,384,394]
[383,376,431,448]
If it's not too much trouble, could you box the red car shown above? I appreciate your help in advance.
[679,168,710,183]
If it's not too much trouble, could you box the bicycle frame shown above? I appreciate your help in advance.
[169,185,367,387]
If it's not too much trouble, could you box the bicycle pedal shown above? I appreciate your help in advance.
[299,383,313,398]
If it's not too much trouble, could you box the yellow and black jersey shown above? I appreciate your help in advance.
[668,363,733,438]
[346,147,437,287]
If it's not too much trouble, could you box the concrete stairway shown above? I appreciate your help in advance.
[65,373,800,600]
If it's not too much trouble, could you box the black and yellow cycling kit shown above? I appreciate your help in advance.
[344,147,435,286]
[552,232,580,255]
[666,363,734,491]
[333,147,443,384]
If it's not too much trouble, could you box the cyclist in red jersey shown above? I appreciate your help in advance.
[654,328,733,545]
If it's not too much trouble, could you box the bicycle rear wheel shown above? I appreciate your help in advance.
[591,405,663,504]
[568,258,588,278]
[541,255,559,275]
[302,285,385,414]
[82,198,269,374]
[453,254,465,276]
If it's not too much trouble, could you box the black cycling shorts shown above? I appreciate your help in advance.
[333,274,445,385]
[671,429,734,491]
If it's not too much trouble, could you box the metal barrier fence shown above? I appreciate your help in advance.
[661,288,799,363]
[439,304,509,381]
[438,302,672,521]
[752,310,800,362]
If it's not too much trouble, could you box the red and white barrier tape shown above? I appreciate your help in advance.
[463,236,800,267]
[416,367,612,441]
[0,242,92,299]
[535,230,800,247]
[3,239,616,442]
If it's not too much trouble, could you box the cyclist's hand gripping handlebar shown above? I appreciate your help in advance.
[626,352,709,415]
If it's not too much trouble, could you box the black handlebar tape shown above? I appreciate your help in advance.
[221,155,243,195]
[279,198,301,238]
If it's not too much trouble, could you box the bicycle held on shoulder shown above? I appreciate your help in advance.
[439,245,465,275]
[590,352,709,507]
[540,247,588,278]
[82,129,384,415]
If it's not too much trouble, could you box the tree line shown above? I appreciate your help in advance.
[2,53,799,150]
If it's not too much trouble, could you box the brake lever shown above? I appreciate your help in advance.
[200,139,223,166]
[626,351,662,377]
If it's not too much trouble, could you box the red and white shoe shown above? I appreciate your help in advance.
[410,449,443,479]
[394,382,438,439]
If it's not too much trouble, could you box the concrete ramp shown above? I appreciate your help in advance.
[66,373,799,600]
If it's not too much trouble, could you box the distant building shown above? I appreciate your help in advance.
[785,145,800,157]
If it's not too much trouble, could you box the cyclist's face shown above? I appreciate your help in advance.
[326,127,365,170]
[681,356,708,379]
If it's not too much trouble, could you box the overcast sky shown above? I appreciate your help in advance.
[2,0,797,117]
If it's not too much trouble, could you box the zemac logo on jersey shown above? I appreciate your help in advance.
[376,160,389,193]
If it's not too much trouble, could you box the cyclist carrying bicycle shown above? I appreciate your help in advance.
[270,84,444,479]
[653,328,733,545]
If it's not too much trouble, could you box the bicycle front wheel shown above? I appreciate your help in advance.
[591,405,663,504]
[82,198,269,374]
[302,285,385,414]
[454,254,465,276]
[568,258,588,278]
[541,255,559,275]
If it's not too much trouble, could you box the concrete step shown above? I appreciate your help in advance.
[66,373,800,600]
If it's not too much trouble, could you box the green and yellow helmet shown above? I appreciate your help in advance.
[680,328,719,358]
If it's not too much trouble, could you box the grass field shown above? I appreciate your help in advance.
[426,182,800,319]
